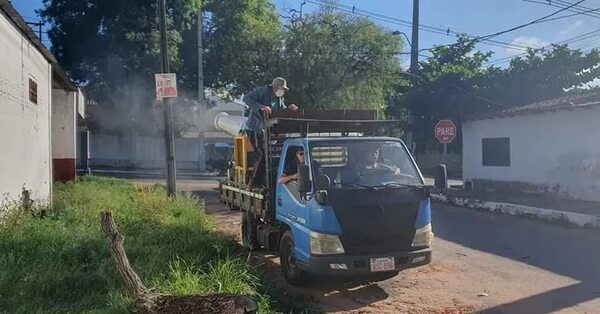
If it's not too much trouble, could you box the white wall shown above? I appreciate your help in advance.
[90,134,205,171]
[0,11,53,209]
[463,106,600,201]
[51,89,76,159]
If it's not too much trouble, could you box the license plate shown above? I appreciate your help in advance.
[370,257,395,272]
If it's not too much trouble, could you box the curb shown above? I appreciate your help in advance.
[431,194,600,229]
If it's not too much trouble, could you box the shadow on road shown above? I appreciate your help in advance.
[255,251,391,312]
[433,204,600,313]
[189,184,392,312]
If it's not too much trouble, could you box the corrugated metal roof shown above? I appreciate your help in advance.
[468,90,600,121]
[0,0,76,91]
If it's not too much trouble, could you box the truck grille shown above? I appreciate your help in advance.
[327,189,421,256]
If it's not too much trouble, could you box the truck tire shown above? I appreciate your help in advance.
[279,231,310,286]
[241,213,259,250]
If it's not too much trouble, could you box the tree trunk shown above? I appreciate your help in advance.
[100,211,258,314]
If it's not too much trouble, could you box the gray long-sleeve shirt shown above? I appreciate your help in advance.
[242,85,286,133]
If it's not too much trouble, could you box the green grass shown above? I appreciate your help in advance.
[0,176,277,313]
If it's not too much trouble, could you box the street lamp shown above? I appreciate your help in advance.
[391,30,411,47]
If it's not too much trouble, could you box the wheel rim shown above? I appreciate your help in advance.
[284,243,297,277]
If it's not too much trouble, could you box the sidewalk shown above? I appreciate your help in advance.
[425,178,600,229]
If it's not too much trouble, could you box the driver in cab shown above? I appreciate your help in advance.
[359,147,396,173]
[278,148,305,184]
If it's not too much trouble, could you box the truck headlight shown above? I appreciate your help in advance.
[310,231,345,255]
[412,223,434,247]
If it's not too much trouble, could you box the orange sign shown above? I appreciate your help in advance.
[155,73,178,99]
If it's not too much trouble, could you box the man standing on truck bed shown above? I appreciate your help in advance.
[242,77,298,187]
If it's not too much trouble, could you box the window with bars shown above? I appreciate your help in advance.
[29,78,38,104]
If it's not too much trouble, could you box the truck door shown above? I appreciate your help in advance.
[276,144,311,263]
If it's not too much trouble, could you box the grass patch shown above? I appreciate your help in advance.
[0,176,277,313]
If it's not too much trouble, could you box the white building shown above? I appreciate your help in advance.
[52,87,86,181]
[462,91,600,202]
[0,0,81,210]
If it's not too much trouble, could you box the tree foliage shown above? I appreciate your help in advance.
[277,10,403,110]
[41,0,600,140]
[389,37,600,153]
[40,0,281,134]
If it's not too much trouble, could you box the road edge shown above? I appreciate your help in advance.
[432,194,600,229]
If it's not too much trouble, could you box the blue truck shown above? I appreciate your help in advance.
[218,110,433,285]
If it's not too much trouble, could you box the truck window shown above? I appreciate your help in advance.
[310,141,422,188]
[281,146,305,199]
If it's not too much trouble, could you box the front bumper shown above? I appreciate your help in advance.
[296,247,432,276]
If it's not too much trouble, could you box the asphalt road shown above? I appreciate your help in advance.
[139,178,600,313]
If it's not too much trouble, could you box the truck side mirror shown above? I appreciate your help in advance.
[434,164,447,191]
[297,165,311,194]
[315,174,331,191]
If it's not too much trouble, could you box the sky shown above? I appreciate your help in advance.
[12,0,600,68]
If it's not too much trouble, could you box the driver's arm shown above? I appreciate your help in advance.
[278,173,297,184]
[278,164,298,184]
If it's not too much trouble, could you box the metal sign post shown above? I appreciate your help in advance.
[434,119,457,166]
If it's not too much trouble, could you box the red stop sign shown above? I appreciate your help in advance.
[434,120,457,144]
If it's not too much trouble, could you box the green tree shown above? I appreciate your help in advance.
[485,45,600,105]
[40,0,281,134]
[277,8,403,111]
[388,37,600,153]
[178,0,282,95]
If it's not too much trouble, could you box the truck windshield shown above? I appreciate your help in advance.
[310,140,422,188]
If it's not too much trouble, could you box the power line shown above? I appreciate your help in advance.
[420,0,589,53]
[523,0,600,19]
[552,0,600,19]
[306,0,535,51]
[486,27,600,65]
[532,6,600,23]
[478,0,587,42]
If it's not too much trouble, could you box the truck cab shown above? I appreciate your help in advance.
[218,110,432,285]
[275,137,432,284]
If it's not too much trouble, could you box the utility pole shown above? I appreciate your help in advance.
[410,0,419,78]
[158,0,177,196]
[197,11,205,102]
[408,0,419,156]
[26,21,43,40]
[197,9,206,173]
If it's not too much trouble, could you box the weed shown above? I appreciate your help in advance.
[0,176,277,313]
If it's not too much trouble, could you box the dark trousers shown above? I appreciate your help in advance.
[246,131,265,187]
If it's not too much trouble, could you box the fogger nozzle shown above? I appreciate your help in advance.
[214,112,247,136]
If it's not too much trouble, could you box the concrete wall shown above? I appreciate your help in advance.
[51,89,77,181]
[90,134,205,172]
[0,11,53,209]
[463,106,600,202]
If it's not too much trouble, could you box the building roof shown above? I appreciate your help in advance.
[0,0,76,91]
[469,90,600,121]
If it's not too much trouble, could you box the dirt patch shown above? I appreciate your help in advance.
[210,206,477,314]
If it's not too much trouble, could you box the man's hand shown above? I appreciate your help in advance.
[261,106,272,115]
[278,173,298,184]
[288,104,299,111]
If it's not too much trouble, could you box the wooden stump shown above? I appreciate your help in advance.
[100,211,258,314]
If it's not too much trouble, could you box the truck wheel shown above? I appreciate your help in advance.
[241,213,259,250]
[279,231,310,286]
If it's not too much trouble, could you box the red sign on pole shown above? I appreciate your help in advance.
[155,73,178,99]
[434,120,457,144]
